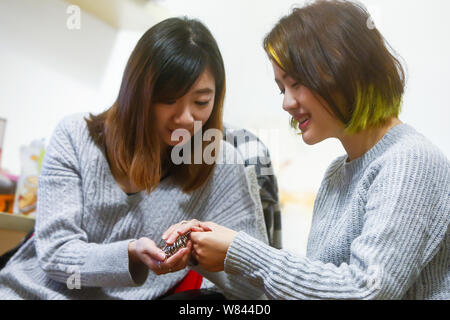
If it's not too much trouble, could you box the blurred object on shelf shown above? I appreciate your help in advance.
[0,118,5,169]
[0,194,14,213]
[0,171,17,195]
[0,117,18,213]
[276,158,316,210]
[279,190,316,209]
[13,140,45,217]
[1,171,19,183]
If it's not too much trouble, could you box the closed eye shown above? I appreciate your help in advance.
[279,83,299,95]
[195,100,211,106]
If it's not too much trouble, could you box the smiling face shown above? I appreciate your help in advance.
[271,60,344,145]
[153,68,216,148]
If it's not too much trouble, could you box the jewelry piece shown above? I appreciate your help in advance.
[160,231,191,259]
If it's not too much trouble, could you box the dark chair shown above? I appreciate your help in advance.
[0,228,34,270]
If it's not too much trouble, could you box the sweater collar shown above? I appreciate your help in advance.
[342,123,411,176]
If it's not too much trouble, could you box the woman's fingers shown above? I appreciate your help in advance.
[162,220,192,240]
[140,253,164,272]
[131,236,195,275]
[155,241,192,274]
[162,220,191,243]
[162,224,178,241]
[198,221,216,231]
[136,237,166,261]
[190,231,205,244]
[162,220,216,246]
[169,241,193,271]
[165,219,203,245]
[189,225,237,272]
[132,237,167,273]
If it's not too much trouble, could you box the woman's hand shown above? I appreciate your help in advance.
[162,219,212,245]
[190,222,238,272]
[128,237,192,276]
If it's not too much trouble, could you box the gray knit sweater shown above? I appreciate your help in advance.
[0,113,267,300]
[225,123,450,299]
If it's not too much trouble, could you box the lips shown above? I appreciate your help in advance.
[293,114,311,131]
[169,128,191,134]
[298,118,310,131]
[168,128,193,142]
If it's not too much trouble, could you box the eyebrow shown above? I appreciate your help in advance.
[194,88,214,94]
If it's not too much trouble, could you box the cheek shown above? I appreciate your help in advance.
[204,105,214,120]
[313,110,344,140]
[196,105,214,124]
[296,86,310,104]
[154,109,171,127]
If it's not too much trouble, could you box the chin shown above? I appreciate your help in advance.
[166,130,193,147]
[167,137,192,147]
[301,132,323,145]
[302,138,319,146]
[165,140,178,147]
[166,139,183,147]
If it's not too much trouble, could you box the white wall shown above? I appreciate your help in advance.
[0,0,146,174]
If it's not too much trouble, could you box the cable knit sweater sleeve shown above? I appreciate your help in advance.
[224,127,450,299]
[35,116,140,288]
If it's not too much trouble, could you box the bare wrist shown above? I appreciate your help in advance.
[128,240,139,262]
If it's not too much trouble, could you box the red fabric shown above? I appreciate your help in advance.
[173,270,203,293]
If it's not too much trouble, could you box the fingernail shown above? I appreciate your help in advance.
[158,251,166,260]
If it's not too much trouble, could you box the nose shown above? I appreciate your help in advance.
[282,91,298,113]
[173,105,194,128]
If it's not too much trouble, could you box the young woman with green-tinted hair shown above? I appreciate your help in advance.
[167,0,450,299]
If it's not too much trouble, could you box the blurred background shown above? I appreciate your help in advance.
[0,0,449,255]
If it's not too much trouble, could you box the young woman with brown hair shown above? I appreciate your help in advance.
[170,0,450,299]
[0,17,267,300]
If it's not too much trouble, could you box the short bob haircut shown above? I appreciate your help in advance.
[264,0,405,134]
[86,17,226,193]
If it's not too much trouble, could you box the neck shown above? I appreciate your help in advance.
[339,117,402,162]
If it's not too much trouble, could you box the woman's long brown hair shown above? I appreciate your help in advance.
[85,17,226,194]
